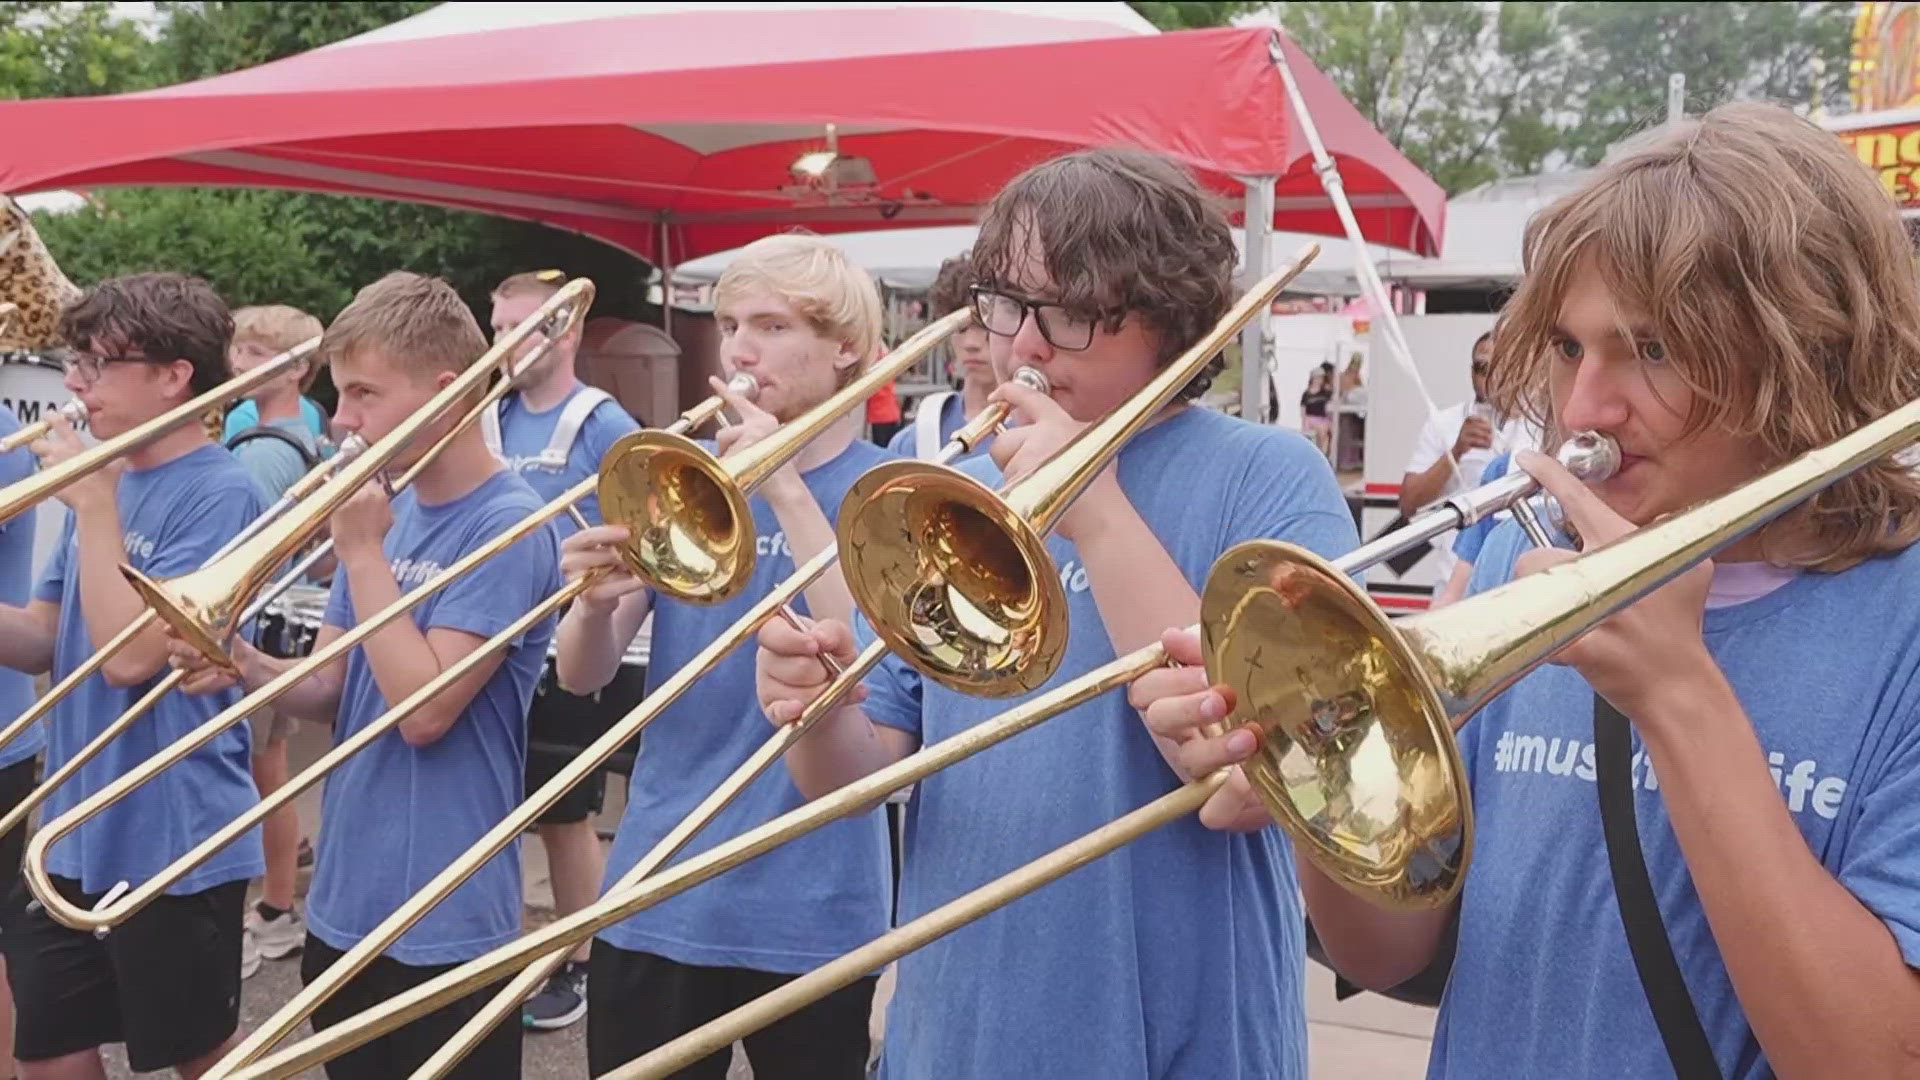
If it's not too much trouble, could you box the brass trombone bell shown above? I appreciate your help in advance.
[837,246,1321,697]
[1205,401,1920,911]
[122,281,594,668]
[597,308,972,605]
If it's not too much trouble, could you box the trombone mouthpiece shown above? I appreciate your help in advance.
[334,434,369,461]
[1557,431,1620,481]
[725,372,760,402]
[1008,367,1049,395]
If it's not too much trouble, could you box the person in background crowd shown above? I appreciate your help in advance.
[888,251,1000,463]
[224,303,329,981]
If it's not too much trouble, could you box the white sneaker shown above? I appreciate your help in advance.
[240,926,262,980]
[244,904,305,961]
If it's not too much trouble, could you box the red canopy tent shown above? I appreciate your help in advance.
[0,3,1445,416]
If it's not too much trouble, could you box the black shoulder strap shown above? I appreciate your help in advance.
[1593,694,1722,1079]
[227,425,318,470]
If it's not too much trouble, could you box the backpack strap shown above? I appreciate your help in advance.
[913,391,955,460]
[541,386,616,469]
[226,425,318,471]
[1594,694,1723,1079]
[480,398,506,458]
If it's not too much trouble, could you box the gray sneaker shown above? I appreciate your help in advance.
[522,962,588,1031]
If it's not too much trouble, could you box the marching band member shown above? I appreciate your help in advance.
[222,303,328,979]
[171,272,559,1079]
[755,148,1357,1078]
[888,251,998,463]
[0,402,41,1075]
[0,274,265,1080]
[1133,102,1920,1077]
[482,269,642,1033]
[556,234,895,1079]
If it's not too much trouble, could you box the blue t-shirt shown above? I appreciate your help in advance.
[306,469,560,966]
[1449,451,1512,567]
[0,410,43,770]
[494,387,640,543]
[597,438,898,973]
[225,396,328,449]
[862,408,1358,1079]
[885,392,991,462]
[32,445,266,895]
[1429,524,1920,1078]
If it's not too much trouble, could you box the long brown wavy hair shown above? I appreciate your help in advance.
[1486,101,1920,571]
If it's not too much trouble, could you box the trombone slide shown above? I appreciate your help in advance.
[0,339,317,528]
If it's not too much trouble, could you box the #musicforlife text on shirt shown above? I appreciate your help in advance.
[1491,727,1847,821]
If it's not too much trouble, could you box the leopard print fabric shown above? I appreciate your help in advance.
[0,196,81,353]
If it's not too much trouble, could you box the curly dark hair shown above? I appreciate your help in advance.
[970,147,1236,400]
[60,272,233,396]
[928,251,976,321]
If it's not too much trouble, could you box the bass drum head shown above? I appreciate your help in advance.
[0,354,88,573]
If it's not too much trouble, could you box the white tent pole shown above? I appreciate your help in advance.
[1268,33,1461,488]
[658,215,674,338]
[1239,175,1275,423]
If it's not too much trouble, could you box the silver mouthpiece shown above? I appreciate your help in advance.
[725,372,760,402]
[1008,366,1050,395]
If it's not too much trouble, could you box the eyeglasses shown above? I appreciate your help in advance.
[970,286,1099,352]
[63,349,156,384]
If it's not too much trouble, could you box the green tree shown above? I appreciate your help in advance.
[1273,1,1855,194]
[1127,1,1266,30]
[1556,1,1852,166]
[19,2,654,330]
[0,1,154,99]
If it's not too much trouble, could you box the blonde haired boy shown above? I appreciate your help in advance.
[553,233,898,1077]
[172,272,560,1079]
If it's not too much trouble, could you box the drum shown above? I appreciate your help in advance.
[1,354,85,573]
[253,582,328,660]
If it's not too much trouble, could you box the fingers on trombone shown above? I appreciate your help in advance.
[1515,448,1626,546]
[1159,625,1205,666]
[709,374,763,418]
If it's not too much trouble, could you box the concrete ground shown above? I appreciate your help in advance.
[96,722,1433,1078]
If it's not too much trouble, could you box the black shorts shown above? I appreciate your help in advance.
[586,943,875,1080]
[5,875,245,1072]
[525,660,649,825]
[301,933,522,1080]
[0,756,38,920]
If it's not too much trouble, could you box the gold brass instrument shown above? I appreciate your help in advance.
[0,438,372,846]
[575,388,1910,1076]
[413,367,1048,1080]
[220,253,1335,1077]
[193,311,976,1079]
[597,306,969,604]
[0,287,590,854]
[0,338,316,527]
[0,400,85,454]
[20,375,761,938]
[125,281,594,671]
[835,248,1311,698]
[237,417,1647,1078]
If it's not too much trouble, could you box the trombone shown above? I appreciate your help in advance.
[411,364,1047,1080]
[31,310,973,1075]
[0,339,330,788]
[0,285,592,848]
[285,371,1909,1080]
[273,250,1326,1079]
[0,401,85,454]
[221,247,1332,1076]
[0,338,316,527]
